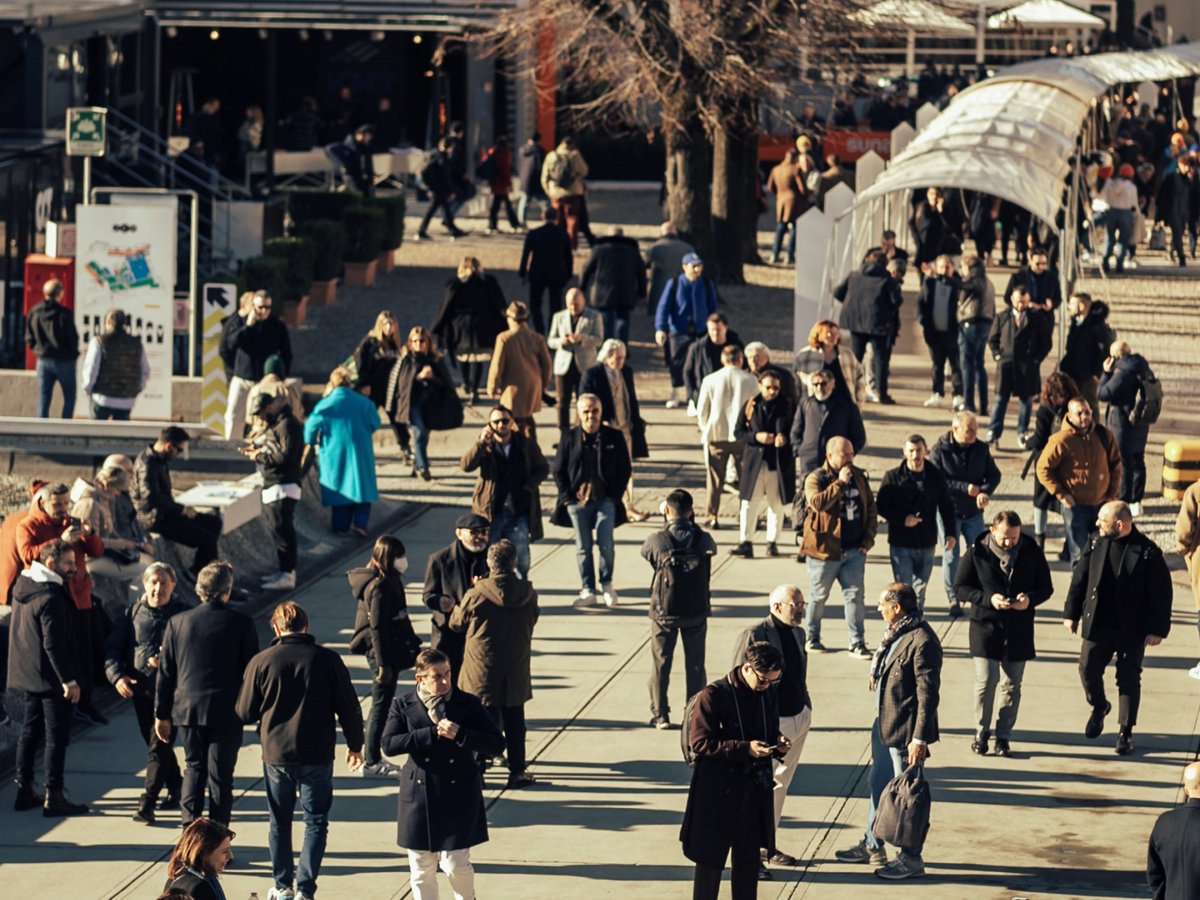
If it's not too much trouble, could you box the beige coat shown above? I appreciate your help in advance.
[1175,481,1200,609]
[487,325,552,419]
[540,145,588,199]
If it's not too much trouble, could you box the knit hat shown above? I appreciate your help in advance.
[1117,163,1134,178]
[264,354,285,377]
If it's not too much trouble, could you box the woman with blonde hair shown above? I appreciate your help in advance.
[793,319,865,404]
[355,310,407,456]
[430,256,507,404]
[305,366,381,535]
[385,325,461,480]
[163,818,235,898]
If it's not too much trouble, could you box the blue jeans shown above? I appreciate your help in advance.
[410,401,430,470]
[263,761,334,898]
[330,502,371,533]
[491,507,531,577]
[1062,502,1099,564]
[940,511,985,605]
[889,545,936,611]
[865,719,924,857]
[566,497,616,591]
[958,321,990,413]
[771,221,796,261]
[602,310,630,344]
[36,357,76,418]
[987,364,1033,441]
[805,549,867,647]
[1103,208,1133,270]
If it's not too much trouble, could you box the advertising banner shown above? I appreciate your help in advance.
[75,205,176,420]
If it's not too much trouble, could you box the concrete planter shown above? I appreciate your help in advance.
[345,259,377,287]
[281,295,309,326]
[309,278,338,305]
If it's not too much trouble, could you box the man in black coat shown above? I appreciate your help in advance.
[25,278,79,419]
[9,540,88,816]
[1098,341,1153,512]
[382,649,505,899]
[416,136,466,240]
[133,426,222,576]
[1155,155,1198,266]
[985,287,1052,447]
[1147,761,1200,900]
[790,369,867,477]
[954,510,1052,756]
[222,290,292,440]
[518,205,573,334]
[835,583,941,880]
[553,394,631,609]
[236,601,364,900]
[836,251,903,404]
[579,226,647,344]
[1064,500,1172,755]
[876,435,957,613]
[1002,248,1061,313]
[1058,292,1113,411]
[154,560,259,825]
[683,642,787,900]
[240,394,304,590]
[683,313,744,410]
[422,513,491,687]
[916,255,963,407]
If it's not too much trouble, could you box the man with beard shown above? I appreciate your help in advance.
[422,514,491,686]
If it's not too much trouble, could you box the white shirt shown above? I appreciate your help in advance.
[696,365,758,444]
[1099,177,1138,211]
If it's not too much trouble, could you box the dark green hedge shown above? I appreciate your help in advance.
[371,193,406,251]
[238,256,289,304]
[295,219,345,281]
[265,236,316,303]
[343,205,385,263]
[287,189,359,227]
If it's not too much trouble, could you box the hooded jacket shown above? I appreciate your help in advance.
[25,300,79,360]
[347,565,412,671]
[7,561,77,694]
[1036,418,1121,507]
[253,405,304,488]
[1098,353,1151,438]
[449,573,539,707]
[835,262,903,337]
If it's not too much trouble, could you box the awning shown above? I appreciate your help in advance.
[851,0,975,34]
[987,0,1107,29]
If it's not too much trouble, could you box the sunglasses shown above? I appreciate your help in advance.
[753,670,782,685]
[490,417,513,426]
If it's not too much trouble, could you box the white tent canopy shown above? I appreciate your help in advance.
[851,0,974,33]
[987,0,1106,29]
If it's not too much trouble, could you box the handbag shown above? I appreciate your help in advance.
[1148,224,1167,251]
[104,546,141,566]
[872,764,931,849]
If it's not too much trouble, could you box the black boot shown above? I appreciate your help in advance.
[13,782,40,812]
[132,793,156,824]
[43,787,89,817]
[1035,533,1045,551]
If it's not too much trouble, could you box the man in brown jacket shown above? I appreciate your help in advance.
[800,437,878,655]
[487,300,552,439]
[460,405,549,579]
[1036,398,1121,564]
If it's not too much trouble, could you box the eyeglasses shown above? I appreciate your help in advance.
[254,303,272,311]
[753,670,782,685]
[810,379,828,387]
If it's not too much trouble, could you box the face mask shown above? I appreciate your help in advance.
[394,556,409,575]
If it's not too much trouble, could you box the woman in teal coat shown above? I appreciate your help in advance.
[304,366,381,535]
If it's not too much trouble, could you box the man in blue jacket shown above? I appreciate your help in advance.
[654,253,718,408]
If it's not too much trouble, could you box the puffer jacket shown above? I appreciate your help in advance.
[104,595,191,696]
[800,464,877,560]
[929,430,1003,520]
[347,565,416,672]
[1035,418,1122,507]
[254,407,304,488]
[448,574,539,707]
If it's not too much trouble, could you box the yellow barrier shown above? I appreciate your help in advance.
[1162,439,1200,500]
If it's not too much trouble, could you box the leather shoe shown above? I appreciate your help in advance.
[757,861,773,880]
[993,739,1012,758]
[1085,701,1111,739]
[970,736,989,756]
[763,849,798,866]
[1115,729,1135,755]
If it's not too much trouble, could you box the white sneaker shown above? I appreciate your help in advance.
[686,399,697,417]
[268,888,295,900]
[262,571,296,591]
[260,570,282,583]
[1126,258,1139,269]
[983,429,997,445]
[952,395,965,411]
[1129,501,1142,517]
[1189,662,1200,681]
[574,590,598,609]
[923,393,942,408]
[665,388,682,409]
[601,585,620,607]
[866,390,881,403]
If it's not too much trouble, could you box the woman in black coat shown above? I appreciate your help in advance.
[735,369,796,557]
[384,325,462,481]
[354,310,406,456]
[347,535,421,776]
[382,650,505,893]
[1098,347,1152,509]
[1023,372,1079,557]
[163,818,235,900]
[953,510,1053,756]
[104,562,189,823]
[429,256,507,404]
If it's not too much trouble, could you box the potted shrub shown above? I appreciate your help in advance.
[238,255,289,302]
[342,205,385,287]
[265,236,316,325]
[371,193,406,272]
[296,219,344,305]
[286,188,359,229]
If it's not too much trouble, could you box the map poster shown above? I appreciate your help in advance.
[75,205,176,420]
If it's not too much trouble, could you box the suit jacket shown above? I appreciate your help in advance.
[1147,798,1200,900]
[518,222,573,284]
[1064,527,1172,641]
[877,620,942,748]
[422,540,489,633]
[546,307,604,377]
[155,602,260,727]
[579,362,648,459]
[697,366,758,444]
[730,615,810,711]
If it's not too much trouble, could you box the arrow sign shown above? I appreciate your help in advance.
[201,283,237,432]
[206,283,232,309]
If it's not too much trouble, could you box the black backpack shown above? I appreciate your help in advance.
[546,152,573,190]
[650,531,711,621]
[1130,363,1163,426]
[681,676,735,767]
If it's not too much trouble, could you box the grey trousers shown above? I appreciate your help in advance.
[973,657,1026,740]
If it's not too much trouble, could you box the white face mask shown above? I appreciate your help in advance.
[394,556,409,575]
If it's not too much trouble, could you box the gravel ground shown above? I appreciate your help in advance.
[0,475,35,519]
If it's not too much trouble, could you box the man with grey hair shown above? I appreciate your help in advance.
[746,341,797,408]
[546,286,604,433]
[155,560,259,825]
[1064,499,1171,755]
[645,221,695,320]
[731,584,813,875]
[697,344,758,529]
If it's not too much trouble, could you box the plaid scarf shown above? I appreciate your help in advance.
[869,612,922,686]
[415,682,451,723]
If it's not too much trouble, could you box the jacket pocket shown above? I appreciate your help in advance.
[400,767,418,802]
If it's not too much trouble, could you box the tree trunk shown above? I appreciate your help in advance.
[663,92,713,266]
[712,110,762,284]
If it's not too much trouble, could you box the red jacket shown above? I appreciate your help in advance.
[0,509,28,605]
[16,500,104,611]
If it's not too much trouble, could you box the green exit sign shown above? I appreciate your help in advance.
[66,107,107,157]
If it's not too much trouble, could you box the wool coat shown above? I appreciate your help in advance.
[578,363,649,459]
[382,687,505,851]
[487,326,552,419]
[449,574,539,707]
[954,532,1053,661]
[303,386,381,506]
[738,393,797,505]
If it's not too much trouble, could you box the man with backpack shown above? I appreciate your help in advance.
[641,489,716,729]
[416,136,466,241]
[540,134,588,249]
[1098,340,1160,517]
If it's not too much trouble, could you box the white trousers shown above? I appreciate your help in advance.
[773,705,812,828]
[224,375,254,440]
[739,468,785,543]
[408,848,475,900]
